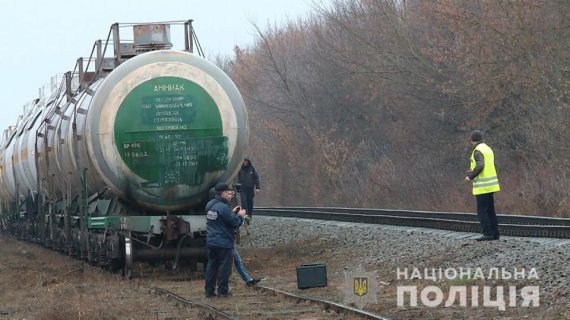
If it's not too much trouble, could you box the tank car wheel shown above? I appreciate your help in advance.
[123,235,133,279]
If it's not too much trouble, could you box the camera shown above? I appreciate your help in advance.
[232,183,243,193]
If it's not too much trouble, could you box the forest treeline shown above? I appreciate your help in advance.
[222,0,569,217]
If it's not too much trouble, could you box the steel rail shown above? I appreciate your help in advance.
[255,208,570,239]
[254,285,392,320]
[144,284,236,320]
[145,281,392,320]
[259,207,570,226]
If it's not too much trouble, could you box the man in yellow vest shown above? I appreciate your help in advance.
[464,130,500,241]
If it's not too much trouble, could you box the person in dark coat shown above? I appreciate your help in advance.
[237,158,261,220]
[204,183,246,297]
[208,186,261,287]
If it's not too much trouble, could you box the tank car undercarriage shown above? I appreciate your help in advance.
[1,185,207,278]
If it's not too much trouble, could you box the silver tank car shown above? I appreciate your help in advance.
[0,21,248,275]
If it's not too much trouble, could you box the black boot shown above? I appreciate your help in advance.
[247,278,261,286]
[475,235,495,241]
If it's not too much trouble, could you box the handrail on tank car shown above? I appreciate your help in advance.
[62,20,203,100]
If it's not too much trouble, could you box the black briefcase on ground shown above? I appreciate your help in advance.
[296,264,327,289]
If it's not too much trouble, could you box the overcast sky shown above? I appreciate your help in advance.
[0,0,326,133]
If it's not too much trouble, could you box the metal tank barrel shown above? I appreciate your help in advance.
[81,50,248,211]
[0,21,243,274]
[2,49,248,212]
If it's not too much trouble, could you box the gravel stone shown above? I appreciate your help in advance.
[247,216,569,308]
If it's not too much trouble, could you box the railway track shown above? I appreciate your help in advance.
[2,231,386,320]
[140,279,391,320]
[255,207,570,239]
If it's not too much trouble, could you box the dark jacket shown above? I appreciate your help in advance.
[237,159,260,189]
[205,195,244,248]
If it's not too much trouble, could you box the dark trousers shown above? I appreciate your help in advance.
[205,246,233,295]
[475,193,500,237]
[240,188,255,216]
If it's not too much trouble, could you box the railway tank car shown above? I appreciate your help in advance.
[0,20,248,276]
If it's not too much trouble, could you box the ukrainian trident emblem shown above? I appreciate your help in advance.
[342,267,378,308]
[354,277,368,296]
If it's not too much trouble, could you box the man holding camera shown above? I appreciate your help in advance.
[205,183,247,298]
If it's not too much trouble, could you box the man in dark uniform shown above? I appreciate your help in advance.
[208,186,261,287]
[464,130,501,241]
[237,158,261,220]
[204,183,246,297]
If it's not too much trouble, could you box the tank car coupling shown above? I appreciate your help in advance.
[160,216,190,241]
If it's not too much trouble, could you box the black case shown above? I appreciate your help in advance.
[296,264,327,289]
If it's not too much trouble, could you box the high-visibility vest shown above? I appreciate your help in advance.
[470,143,500,195]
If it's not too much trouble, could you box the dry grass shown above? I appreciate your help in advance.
[1,232,567,320]
[0,234,205,320]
